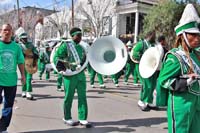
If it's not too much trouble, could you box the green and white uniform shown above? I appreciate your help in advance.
[53,40,88,120]
[87,63,104,86]
[18,42,38,93]
[38,50,51,80]
[157,47,200,133]
[131,39,158,104]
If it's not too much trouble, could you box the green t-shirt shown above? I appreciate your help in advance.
[0,41,24,86]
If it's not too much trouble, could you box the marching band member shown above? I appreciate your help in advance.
[131,31,158,111]
[87,42,105,88]
[124,41,140,85]
[53,27,92,128]
[0,24,25,132]
[17,32,39,100]
[157,4,200,133]
[87,63,105,88]
[38,43,51,81]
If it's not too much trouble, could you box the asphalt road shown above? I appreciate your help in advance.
[5,71,168,133]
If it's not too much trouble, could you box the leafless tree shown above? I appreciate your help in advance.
[44,0,69,39]
[76,0,116,38]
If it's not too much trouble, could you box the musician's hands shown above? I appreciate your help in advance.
[187,73,198,85]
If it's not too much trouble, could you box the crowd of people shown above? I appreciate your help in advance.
[0,3,199,133]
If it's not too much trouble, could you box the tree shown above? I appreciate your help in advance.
[142,1,185,48]
[75,0,116,38]
[44,0,70,39]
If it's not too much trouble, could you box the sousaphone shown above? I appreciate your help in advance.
[50,39,89,76]
[139,43,164,78]
[88,36,128,75]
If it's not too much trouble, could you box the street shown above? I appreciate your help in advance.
[8,71,168,133]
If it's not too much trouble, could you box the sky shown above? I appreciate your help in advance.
[0,0,72,10]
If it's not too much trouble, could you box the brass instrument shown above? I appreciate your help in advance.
[24,49,38,74]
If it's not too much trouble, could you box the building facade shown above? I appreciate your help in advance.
[113,0,158,43]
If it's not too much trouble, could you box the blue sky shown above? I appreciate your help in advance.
[0,0,72,10]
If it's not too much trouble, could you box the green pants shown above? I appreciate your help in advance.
[88,68,104,85]
[111,70,124,84]
[22,70,32,92]
[57,74,63,89]
[63,76,88,120]
[124,62,134,82]
[167,92,200,133]
[139,70,158,104]
[39,63,50,80]
[133,63,139,84]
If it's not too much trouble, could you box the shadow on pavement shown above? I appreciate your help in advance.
[22,126,135,133]
[93,117,167,128]
[22,117,166,133]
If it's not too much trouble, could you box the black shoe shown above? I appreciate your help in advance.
[147,104,159,110]
[137,103,150,112]
[79,121,92,128]
[27,96,34,100]
[57,88,64,92]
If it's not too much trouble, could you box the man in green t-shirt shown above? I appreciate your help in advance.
[0,24,25,132]
[53,27,92,128]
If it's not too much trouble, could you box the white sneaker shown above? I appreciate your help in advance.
[79,120,92,128]
[63,118,79,126]
[100,84,105,88]
[134,83,141,86]
[115,84,119,87]
[26,92,34,100]
[21,92,26,98]
[91,85,95,88]
[123,82,128,85]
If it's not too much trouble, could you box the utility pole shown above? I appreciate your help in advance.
[71,0,74,27]
[16,0,20,27]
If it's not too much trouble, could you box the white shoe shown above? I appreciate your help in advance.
[63,118,79,126]
[21,92,26,98]
[100,84,105,88]
[79,120,92,128]
[115,84,119,87]
[91,85,95,88]
[123,82,128,85]
[26,92,34,100]
[134,83,141,86]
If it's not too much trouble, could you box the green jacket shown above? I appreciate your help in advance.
[157,47,200,106]
[53,40,86,80]
[131,39,153,62]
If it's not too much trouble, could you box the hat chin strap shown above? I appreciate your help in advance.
[183,32,192,49]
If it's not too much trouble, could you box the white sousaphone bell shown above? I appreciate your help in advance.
[139,43,164,78]
[50,39,89,76]
[88,36,128,75]
[50,36,128,76]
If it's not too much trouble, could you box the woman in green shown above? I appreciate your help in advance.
[53,27,92,128]
[157,4,200,133]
